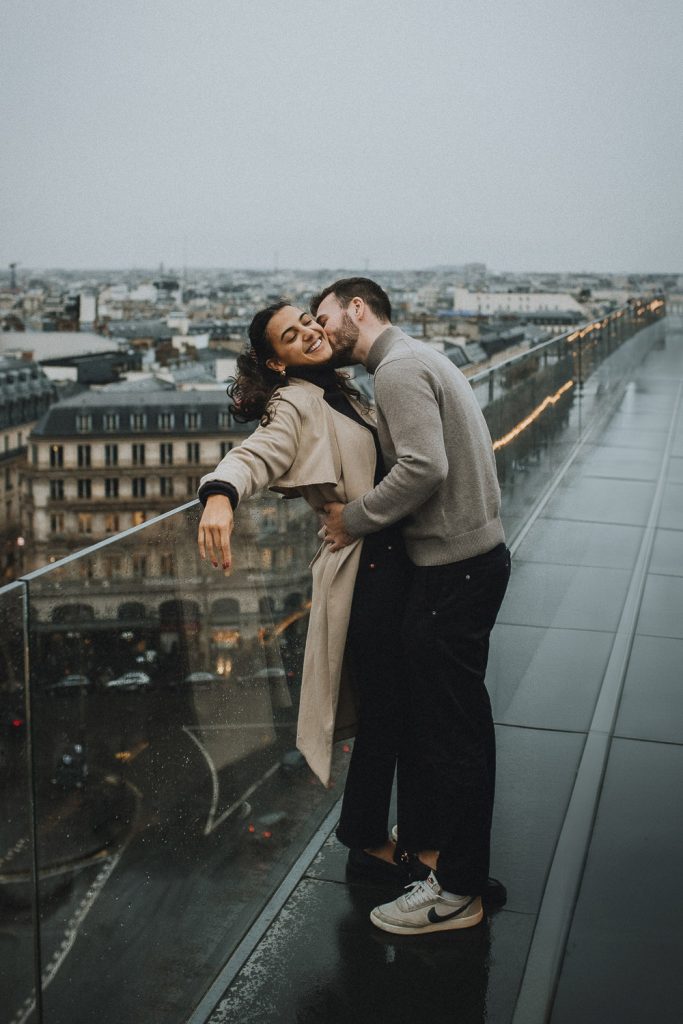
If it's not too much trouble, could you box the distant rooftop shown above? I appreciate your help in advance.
[1,331,121,362]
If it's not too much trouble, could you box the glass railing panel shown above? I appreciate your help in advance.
[471,302,666,541]
[0,581,37,1024]
[24,495,347,1024]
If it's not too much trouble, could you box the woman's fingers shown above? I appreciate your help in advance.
[216,524,232,570]
[198,498,234,569]
[198,522,232,569]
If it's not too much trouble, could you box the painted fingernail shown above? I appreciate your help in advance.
[212,561,218,567]
[222,562,229,569]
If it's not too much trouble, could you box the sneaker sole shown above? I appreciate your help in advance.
[369,904,484,935]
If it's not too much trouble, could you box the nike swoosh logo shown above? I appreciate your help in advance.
[427,897,477,924]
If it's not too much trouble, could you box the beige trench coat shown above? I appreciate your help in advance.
[199,378,377,787]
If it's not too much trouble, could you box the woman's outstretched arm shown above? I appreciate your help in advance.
[196,395,302,570]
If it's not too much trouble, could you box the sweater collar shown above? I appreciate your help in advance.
[366,325,406,375]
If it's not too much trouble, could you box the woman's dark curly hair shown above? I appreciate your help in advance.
[228,301,364,425]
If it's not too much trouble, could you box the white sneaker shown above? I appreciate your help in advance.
[370,872,483,935]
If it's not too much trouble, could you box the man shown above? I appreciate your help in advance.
[312,278,510,935]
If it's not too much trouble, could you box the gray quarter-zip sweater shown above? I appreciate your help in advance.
[342,326,505,565]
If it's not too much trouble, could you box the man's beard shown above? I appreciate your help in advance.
[327,312,360,368]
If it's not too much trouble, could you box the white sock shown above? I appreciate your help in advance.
[440,888,468,902]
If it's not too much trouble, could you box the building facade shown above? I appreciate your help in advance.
[26,384,256,568]
[0,356,57,581]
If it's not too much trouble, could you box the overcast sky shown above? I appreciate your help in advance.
[2,0,682,273]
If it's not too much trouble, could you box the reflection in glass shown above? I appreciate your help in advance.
[24,493,347,1023]
[0,583,35,1023]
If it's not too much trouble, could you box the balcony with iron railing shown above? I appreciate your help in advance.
[2,298,681,1024]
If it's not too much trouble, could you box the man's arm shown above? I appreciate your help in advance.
[332,359,449,540]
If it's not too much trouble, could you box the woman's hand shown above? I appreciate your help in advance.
[198,495,234,570]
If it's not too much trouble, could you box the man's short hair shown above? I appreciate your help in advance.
[310,277,392,322]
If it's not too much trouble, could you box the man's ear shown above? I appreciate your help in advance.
[350,297,365,321]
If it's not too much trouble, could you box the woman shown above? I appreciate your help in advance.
[197,302,428,883]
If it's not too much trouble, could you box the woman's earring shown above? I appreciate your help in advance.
[279,369,286,377]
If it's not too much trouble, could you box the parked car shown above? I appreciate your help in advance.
[105,671,152,692]
[252,667,288,684]
[47,674,92,695]
[184,671,219,686]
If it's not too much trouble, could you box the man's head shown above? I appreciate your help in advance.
[311,277,392,366]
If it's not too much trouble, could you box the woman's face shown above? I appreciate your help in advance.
[265,305,333,370]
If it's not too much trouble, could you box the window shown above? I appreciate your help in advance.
[31,444,38,466]
[132,553,147,578]
[105,512,120,533]
[186,442,200,464]
[131,412,147,431]
[159,476,174,497]
[184,412,201,430]
[77,479,92,499]
[132,511,146,526]
[218,410,231,429]
[50,513,65,533]
[50,444,64,468]
[186,476,201,496]
[5,468,12,490]
[132,443,146,466]
[105,478,119,499]
[158,412,175,430]
[159,442,173,465]
[50,480,64,500]
[77,444,91,468]
[105,444,119,467]
[220,441,233,459]
[132,477,146,498]
[79,561,94,581]
[160,553,175,576]
[104,555,121,578]
[76,413,92,433]
[103,413,120,431]
[260,548,273,571]
[77,512,93,534]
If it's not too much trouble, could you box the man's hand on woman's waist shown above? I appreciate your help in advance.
[321,502,355,551]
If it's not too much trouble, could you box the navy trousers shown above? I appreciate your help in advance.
[398,542,511,895]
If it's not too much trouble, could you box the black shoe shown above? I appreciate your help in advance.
[483,877,507,909]
[346,848,431,886]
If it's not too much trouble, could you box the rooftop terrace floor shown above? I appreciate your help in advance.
[196,318,683,1024]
